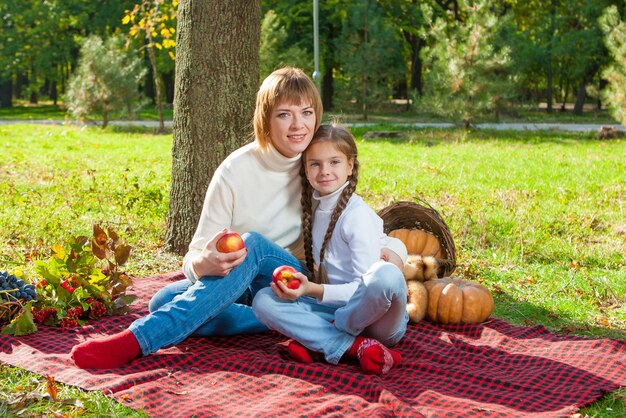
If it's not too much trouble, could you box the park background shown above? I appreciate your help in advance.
[1,0,626,127]
[1,0,625,416]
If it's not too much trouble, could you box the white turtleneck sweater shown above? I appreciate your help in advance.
[312,182,385,307]
[182,141,305,282]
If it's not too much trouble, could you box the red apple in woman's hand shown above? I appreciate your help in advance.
[216,232,245,253]
[272,265,301,290]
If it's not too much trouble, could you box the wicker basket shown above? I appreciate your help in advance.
[0,301,23,327]
[378,200,456,277]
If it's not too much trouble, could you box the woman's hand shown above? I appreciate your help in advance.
[191,229,247,278]
[271,272,323,301]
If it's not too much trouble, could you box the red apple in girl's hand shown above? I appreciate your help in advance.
[272,265,301,290]
[216,232,245,253]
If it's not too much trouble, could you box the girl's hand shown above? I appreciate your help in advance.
[271,272,323,301]
[191,229,247,277]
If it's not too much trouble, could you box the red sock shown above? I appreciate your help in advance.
[346,336,401,375]
[286,340,314,363]
[71,329,141,369]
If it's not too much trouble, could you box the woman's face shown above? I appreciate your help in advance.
[304,141,354,196]
[269,101,316,158]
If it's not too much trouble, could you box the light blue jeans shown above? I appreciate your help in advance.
[252,260,408,364]
[129,232,303,356]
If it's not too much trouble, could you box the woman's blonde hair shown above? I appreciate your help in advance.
[300,123,359,284]
[253,67,323,150]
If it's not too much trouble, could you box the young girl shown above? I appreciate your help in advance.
[252,124,408,375]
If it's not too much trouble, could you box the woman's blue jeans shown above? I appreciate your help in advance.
[129,232,303,356]
[252,260,408,364]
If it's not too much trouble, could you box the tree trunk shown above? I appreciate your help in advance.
[405,32,424,97]
[546,0,556,113]
[165,0,261,255]
[15,73,27,99]
[362,4,369,121]
[573,80,586,115]
[574,64,598,115]
[51,80,58,105]
[321,22,337,111]
[597,78,607,110]
[0,78,12,108]
[163,70,175,103]
[322,66,334,111]
[144,55,156,103]
[147,44,165,133]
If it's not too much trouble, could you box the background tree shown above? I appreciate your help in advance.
[123,0,178,133]
[509,0,618,113]
[419,0,517,127]
[377,0,428,103]
[335,0,405,120]
[165,0,262,254]
[600,5,626,124]
[259,10,309,79]
[65,35,146,128]
[0,0,135,108]
[261,0,348,111]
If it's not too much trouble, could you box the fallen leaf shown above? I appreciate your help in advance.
[46,375,58,402]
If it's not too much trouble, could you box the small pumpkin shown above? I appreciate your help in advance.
[424,276,494,324]
[406,280,428,323]
[403,254,439,282]
[389,228,443,258]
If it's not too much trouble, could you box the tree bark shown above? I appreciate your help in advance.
[165,0,261,255]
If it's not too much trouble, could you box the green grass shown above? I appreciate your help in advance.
[0,104,67,120]
[1,123,625,416]
[0,101,173,122]
[0,100,620,125]
[0,363,148,417]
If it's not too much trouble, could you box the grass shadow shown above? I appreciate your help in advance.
[493,291,626,341]
[353,125,610,146]
[107,125,173,135]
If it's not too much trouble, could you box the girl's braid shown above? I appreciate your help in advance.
[299,162,315,275]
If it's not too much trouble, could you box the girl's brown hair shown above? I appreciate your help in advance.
[253,67,323,150]
[300,124,359,284]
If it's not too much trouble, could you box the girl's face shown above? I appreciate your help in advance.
[304,141,354,196]
[269,101,316,158]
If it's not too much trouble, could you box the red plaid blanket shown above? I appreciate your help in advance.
[1,271,624,417]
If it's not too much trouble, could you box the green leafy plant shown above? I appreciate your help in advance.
[29,224,135,329]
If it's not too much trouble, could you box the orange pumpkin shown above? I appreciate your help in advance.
[424,276,494,324]
[389,228,443,258]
